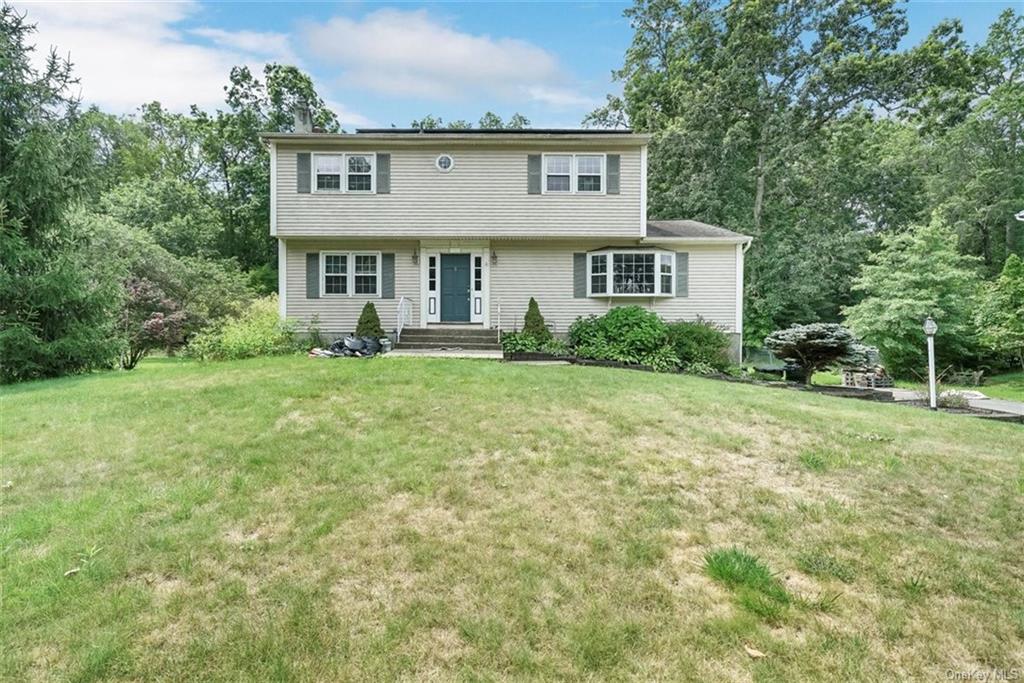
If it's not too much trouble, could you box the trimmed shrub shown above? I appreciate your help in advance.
[666,320,731,371]
[522,297,552,342]
[501,332,571,356]
[355,302,385,338]
[764,323,870,386]
[187,296,297,361]
[569,306,679,370]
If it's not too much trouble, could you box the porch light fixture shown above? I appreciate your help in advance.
[490,251,497,265]
[923,316,938,410]
[412,248,419,265]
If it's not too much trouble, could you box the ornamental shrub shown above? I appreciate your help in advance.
[666,320,731,371]
[355,302,385,338]
[764,323,870,386]
[569,306,678,370]
[187,296,297,361]
[501,332,539,353]
[522,297,552,341]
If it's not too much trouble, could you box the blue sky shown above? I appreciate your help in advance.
[17,1,1019,129]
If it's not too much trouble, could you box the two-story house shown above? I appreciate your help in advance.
[261,122,751,358]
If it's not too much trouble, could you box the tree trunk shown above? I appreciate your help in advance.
[753,148,766,235]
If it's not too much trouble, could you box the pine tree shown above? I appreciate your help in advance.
[355,302,384,338]
[522,297,551,341]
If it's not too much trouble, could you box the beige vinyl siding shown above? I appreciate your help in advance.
[489,242,737,334]
[283,239,419,336]
[276,145,642,237]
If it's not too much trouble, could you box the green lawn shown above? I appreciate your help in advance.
[2,356,1022,680]
[815,370,1024,402]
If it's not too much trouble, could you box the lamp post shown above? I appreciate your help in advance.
[923,316,938,410]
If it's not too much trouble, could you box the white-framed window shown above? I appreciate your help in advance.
[312,153,376,193]
[576,155,603,193]
[322,252,348,295]
[319,252,381,297]
[315,154,343,191]
[543,154,606,195]
[346,154,374,192]
[545,155,572,192]
[353,253,380,295]
[587,249,674,297]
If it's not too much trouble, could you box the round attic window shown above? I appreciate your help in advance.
[435,154,454,172]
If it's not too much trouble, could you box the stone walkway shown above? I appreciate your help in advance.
[879,388,1024,417]
[385,348,503,359]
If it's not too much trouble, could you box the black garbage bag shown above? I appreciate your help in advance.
[343,335,365,352]
[362,336,382,354]
[328,338,347,354]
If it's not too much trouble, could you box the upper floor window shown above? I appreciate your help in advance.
[545,155,571,192]
[313,153,375,193]
[315,155,342,191]
[543,154,605,195]
[347,154,374,192]
[587,249,674,297]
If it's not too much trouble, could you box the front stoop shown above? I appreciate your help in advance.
[395,327,501,351]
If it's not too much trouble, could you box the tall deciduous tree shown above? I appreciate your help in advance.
[843,217,983,377]
[976,254,1024,370]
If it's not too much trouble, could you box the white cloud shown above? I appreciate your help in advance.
[13,0,371,127]
[300,9,597,108]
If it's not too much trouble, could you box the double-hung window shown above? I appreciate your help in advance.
[313,153,375,193]
[315,155,342,191]
[320,252,381,297]
[323,253,348,294]
[543,154,605,194]
[576,155,603,192]
[545,155,572,192]
[346,154,374,192]
[588,249,674,296]
[353,254,379,294]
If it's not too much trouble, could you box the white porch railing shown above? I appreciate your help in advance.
[396,296,413,342]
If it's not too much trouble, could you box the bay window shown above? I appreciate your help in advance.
[588,249,674,297]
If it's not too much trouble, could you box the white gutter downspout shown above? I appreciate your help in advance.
[736,239,752,361]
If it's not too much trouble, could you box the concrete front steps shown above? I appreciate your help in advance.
[395,326,501,351]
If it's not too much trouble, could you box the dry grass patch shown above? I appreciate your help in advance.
[2,356,1022,680]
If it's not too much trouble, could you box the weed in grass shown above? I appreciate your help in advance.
[796,551,856,583]
[798,449,830,472]
[902,573,929,601]
[705,548,790,622]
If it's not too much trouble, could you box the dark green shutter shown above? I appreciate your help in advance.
[675,252,689,297]
[381,253,395,298]
[297,153,311,193]
[376,153,391,194]
[527,154,541,194]
[306,253,319,298]
[573,253,587,298]
[606,154,620,194]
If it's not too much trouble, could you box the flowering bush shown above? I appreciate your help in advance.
[187,296,298,361]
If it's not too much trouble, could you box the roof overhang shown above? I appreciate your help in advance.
[640,236,753,245]
[259,131,652,146]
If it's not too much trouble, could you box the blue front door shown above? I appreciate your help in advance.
[440,254,471,322]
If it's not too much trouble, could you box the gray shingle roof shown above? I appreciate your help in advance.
[646,220,750,240]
